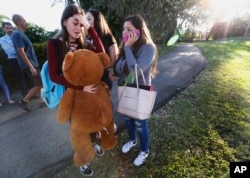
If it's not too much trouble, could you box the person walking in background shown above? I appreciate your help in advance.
[11,14,43,112]
[47,4,105,176]
[0,64,15,106]
[86,9,119,90]
[112,15,158,166]
[0,22,29,98]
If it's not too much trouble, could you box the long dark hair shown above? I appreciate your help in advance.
[87,8,116,55]
[54,4,87,56]
[118,15,158,77]
[87,9,114,38]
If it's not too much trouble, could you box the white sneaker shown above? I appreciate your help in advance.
[94,144,104,156]
[133,151,149,166]
[121,140,137,153]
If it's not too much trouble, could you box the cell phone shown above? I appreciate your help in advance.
[123,29,140,43]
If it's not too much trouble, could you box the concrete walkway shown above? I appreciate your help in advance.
[0,43,207,178]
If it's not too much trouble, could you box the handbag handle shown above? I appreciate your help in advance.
[118,64,148,101]
[135,64,146,88]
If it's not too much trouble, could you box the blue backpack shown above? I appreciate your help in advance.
[40,60,65,110]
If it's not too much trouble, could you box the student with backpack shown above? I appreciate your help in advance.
[46,4,105,176]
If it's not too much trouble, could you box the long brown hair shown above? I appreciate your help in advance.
[53,4,87,57]
[87,8,116,55]
[87,9,114,38]
[118,15,158,77]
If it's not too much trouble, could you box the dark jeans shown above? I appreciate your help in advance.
[101,69,112,91]
[9,58,29,97]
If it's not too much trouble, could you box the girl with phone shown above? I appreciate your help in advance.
[112,15,158,166]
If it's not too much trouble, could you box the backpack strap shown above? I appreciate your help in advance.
[49,38,64,74]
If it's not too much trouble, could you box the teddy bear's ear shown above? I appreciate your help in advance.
[97,53,110,68]
[63,52,74,71]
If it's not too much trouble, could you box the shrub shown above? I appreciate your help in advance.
[208,18,247,40]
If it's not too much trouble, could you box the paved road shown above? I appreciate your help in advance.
[0,43,207,178]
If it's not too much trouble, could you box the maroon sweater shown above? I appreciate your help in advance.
[47,27,105,90]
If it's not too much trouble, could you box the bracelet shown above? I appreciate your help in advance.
[108,68,114,72]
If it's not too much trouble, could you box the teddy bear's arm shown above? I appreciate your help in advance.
[56,89,74,123]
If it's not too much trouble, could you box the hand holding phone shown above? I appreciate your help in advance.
[123,29,140,43]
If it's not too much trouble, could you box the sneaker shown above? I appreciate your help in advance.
[133,151,149,166]
[18,99,31,112]
[79,164,93,176]
[121,140,137,153]
[94,144,104,156]
[8,99,15,104]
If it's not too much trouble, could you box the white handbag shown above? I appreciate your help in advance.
[117,64,157,120]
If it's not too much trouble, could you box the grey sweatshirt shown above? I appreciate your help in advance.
[115,43,155,85]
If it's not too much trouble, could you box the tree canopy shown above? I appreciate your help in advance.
[1,0,249,44]
[64,0,204,43]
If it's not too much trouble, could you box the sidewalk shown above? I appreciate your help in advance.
[0,43,207,178]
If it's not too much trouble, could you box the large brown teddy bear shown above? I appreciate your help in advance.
[56,49,117,166]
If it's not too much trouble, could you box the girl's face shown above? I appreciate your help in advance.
[122,20,140,43]
[64,14,84,42]
[122,21,137,35]
[86,12,94,27]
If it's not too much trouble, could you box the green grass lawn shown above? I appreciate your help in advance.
[53,37,250,178]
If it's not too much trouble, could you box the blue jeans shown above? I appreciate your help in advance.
[0,65,11,101]
[124,116,149,152]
